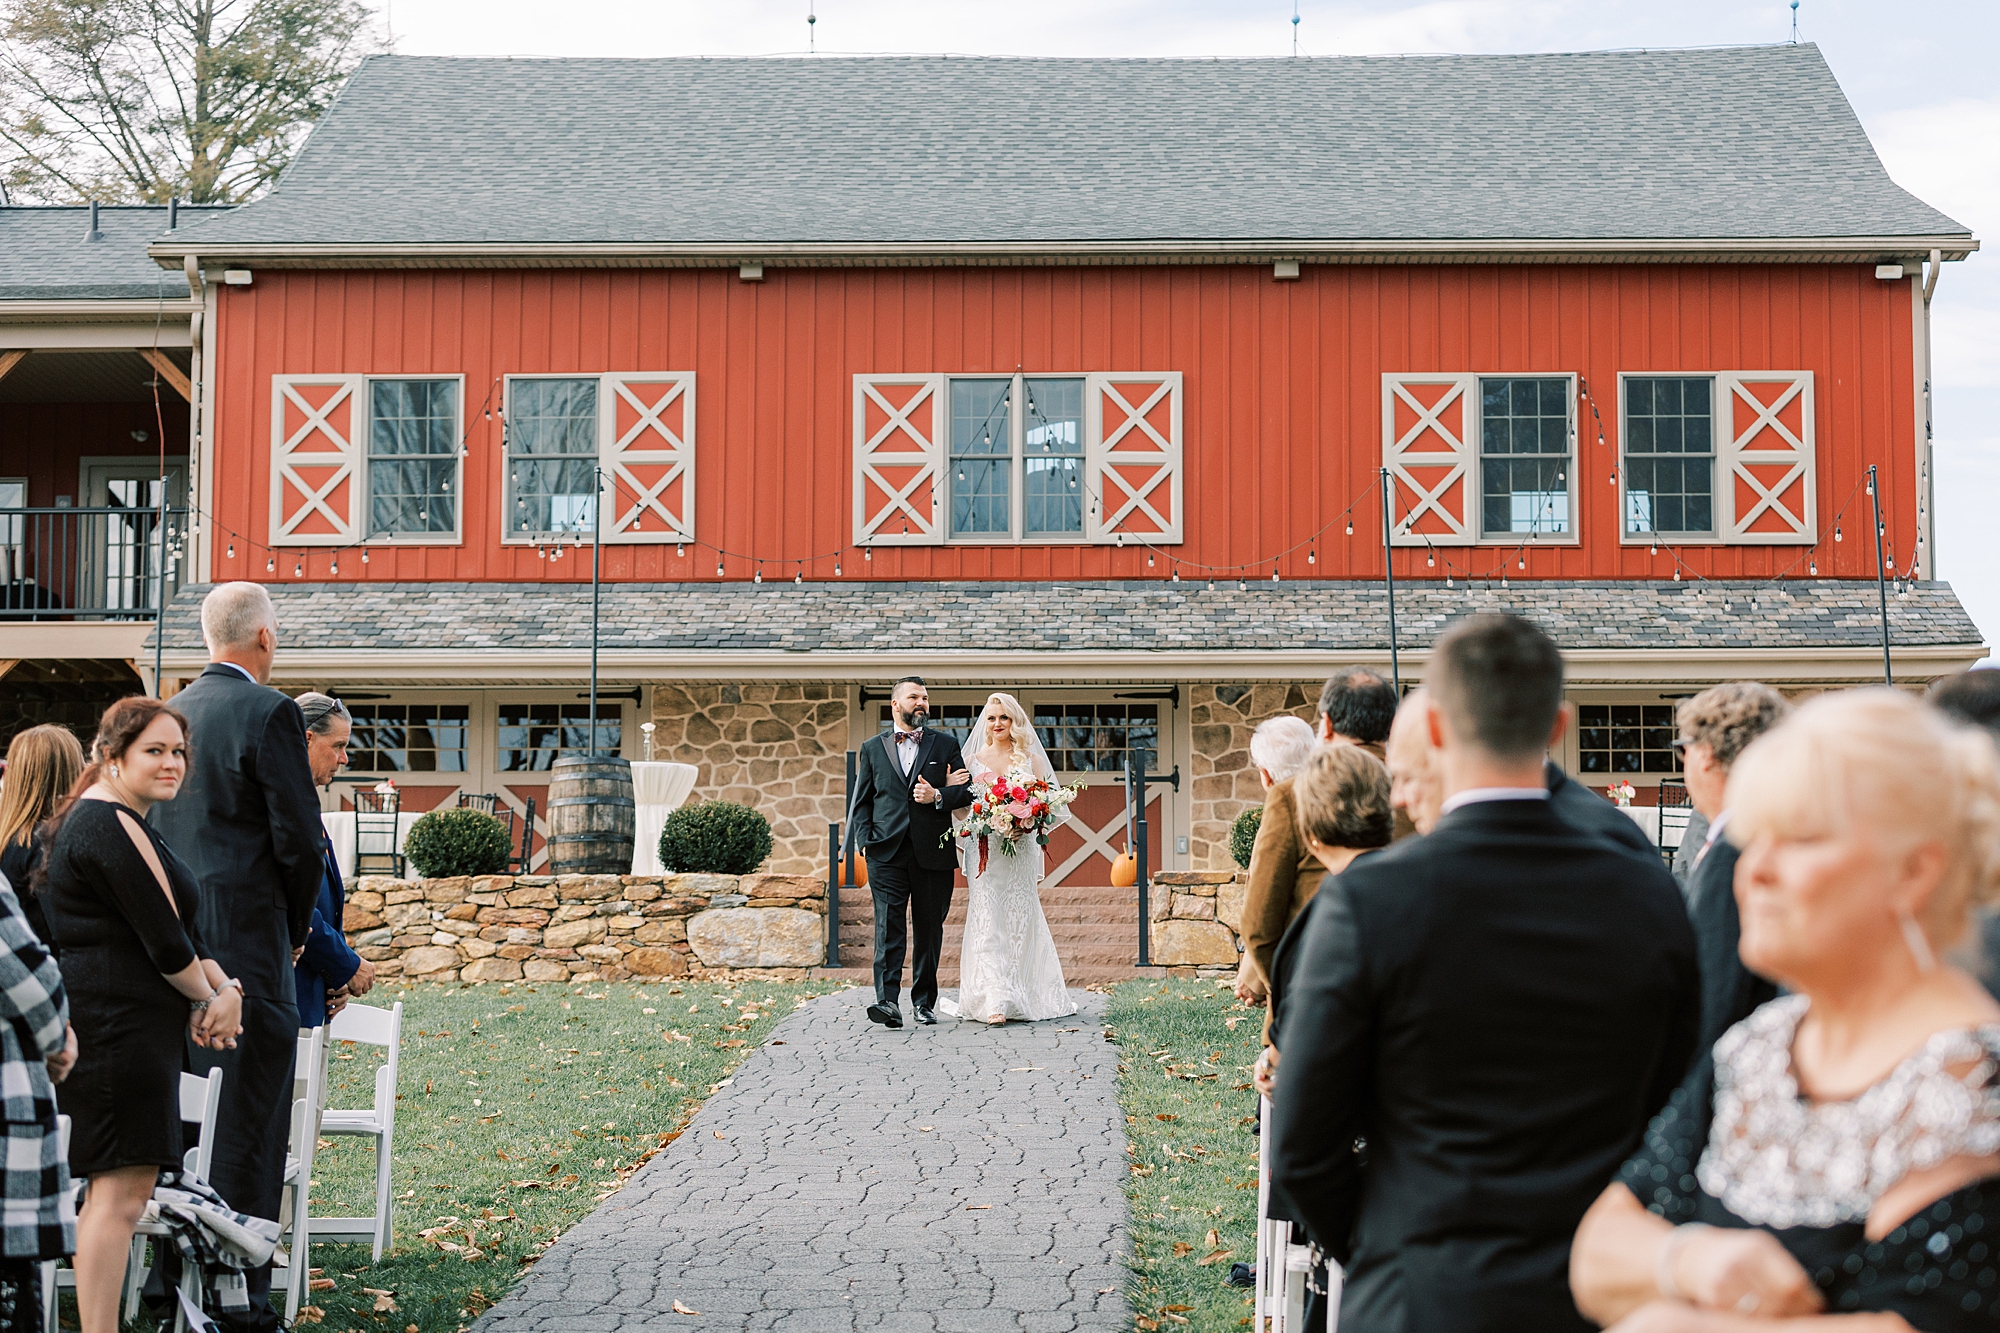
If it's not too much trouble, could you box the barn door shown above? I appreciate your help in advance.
[1085,373,1184,544]
[1717,371,1816,544]
[1382,373,1479,545]
[599,372,695,542]
[270,374,366,545]
[853,374,945,545]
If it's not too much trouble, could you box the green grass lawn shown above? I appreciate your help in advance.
[1106,978,1266,1332]
[291,977,841,1333]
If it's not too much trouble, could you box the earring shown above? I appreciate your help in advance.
[109,764,119,778]
[1898,909,1937,974]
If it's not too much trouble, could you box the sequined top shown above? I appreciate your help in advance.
[1623,1000,2000,1329]
[1697,995,2000,1229]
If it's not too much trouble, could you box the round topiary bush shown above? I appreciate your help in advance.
[403,807,513,878]
[659,800,773,875]
[1229,806,1262,870]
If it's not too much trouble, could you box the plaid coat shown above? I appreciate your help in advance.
[0,873,72,1260]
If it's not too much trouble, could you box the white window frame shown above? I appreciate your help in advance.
[1618,373,1722,545]
[1558,691,1689,789]
[852,370,1184,548]
[1383,372,1579,547]
[269,373,465,547]
[498,373,698,546]
[1616,370,1818,546]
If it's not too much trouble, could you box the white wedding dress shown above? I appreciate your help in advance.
[954,751,1078,1023]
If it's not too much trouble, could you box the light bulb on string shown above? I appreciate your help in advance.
[754,566,763,584]
[716,561,725,576]
[361,550,369,565]
[1170,569,1181,582]
[1307,548,1316,565]
[1673,568,1682,582]
[226,542,235,558]
[1146,552,1155,567]
[1426,553,1435,568]
[1271,569,1280,582]
[1501,574,1509,589]
[1446,575,1455,588]
[266,555,275,572]
[1237,579,1247,592]
[676,544,685,558]
[834,561,843,577]
[1345,519,1353,536]
[1809,558,1818,576]
[330,559,339,575]
[864,549,872,561]
[1835,525,1843,542]
[293,560,303,577]
[794,571,803,585]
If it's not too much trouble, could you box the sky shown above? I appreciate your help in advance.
[375,0,1999,658]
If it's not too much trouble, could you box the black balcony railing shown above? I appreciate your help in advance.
[0,506,189,621]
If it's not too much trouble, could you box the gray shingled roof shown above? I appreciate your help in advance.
[150,580,1982,655]
[0,206,224,299]
[165,46,1969,253]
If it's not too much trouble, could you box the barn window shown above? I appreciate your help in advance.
[1575,703,1682,775]
[1622,377,1715,537]
[346,702,471,774]
[506,378,600,537]
[854,372,1179,546]
[1479,377,1572,537]
[497,702,622,771]
[367,379,461,536]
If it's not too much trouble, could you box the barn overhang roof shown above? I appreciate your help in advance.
[149,47,1976,271]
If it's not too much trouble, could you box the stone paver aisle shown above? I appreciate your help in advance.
[473,988,1129,1332]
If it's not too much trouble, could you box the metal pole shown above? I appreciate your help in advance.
[1379,465,1401,693]
[826,821,841,968]
[152,497,167,696]
[1869,464,1892,685]
[1133,751,1151,968]
[590,468,603,754]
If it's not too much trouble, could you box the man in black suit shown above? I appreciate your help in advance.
[848,677,971,1028]
[1268,613,1697,1333]
[150,582,326,1331]
[1675,682,1790,1061]
[1544,758,1661,859]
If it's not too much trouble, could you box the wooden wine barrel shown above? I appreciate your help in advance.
[546,755,636,875]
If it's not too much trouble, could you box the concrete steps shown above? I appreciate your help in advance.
[827,882,1158,984]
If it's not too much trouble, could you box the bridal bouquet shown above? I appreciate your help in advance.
[947,767,1084,875]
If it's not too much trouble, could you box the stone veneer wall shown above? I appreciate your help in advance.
[1149,871,1249,968]
[343,872,828,984]
[1187,682,1320,872]
[646,684,851,876]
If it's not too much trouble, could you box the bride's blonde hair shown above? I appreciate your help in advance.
[980,693,1033,772]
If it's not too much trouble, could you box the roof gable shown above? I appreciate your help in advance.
[166,46,1971,259]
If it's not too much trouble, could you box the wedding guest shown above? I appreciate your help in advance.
[0,831,75,1330]
[1570,688,2000,1332]
[1384,689,1445,834]
[1269,613,1697,1333]
[1316,666,1415,841]
[147,583,321,1331]
[39,697,242,1333]
[1674,681,1791,1060]
[0,725,83,951]
[1929,669,2000,999]
[1234,715,1323,1005]
[292,695,373,1028]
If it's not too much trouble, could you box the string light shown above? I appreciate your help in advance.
[1307,548,1316,565]
[1345,519,1353,536]
[361,549,369,565]
[292,559,303,577]
[676,544,685,558]
[226,542,235,558]
[330,559,339,574]
[834,561,842,576]
[794,571,803,584]
[716,560,725,576]
[266,555,275,572]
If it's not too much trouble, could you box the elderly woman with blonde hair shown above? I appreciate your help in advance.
[1570,688,2000,1332]
[1231,715,1326,1005]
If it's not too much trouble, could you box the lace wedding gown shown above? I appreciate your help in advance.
[955,757,1078,1023]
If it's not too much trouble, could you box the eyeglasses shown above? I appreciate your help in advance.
[1670,738,1693,754]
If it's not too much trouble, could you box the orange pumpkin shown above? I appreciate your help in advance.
[1110,849,1138,888]
[835,852,869,887]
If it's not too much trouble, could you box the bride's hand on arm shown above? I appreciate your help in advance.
[947,768,970,787]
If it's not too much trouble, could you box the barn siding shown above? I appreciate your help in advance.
[208,262,1918,585]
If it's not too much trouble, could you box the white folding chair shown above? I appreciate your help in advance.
[1255,1095,1324,1333]
[275,1025,328,1323]
[39,1116,70,1333]
[315,1002,402,1259]
[118,1067,225,1329]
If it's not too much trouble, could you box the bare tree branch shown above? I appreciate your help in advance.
[0,0,379,203]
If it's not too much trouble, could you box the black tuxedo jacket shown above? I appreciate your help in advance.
[849,728,972,872]
[149,664,326,1002]
[1268,798,1697,1333]
[1686,835,1775,1064]
[1544,761,1659,860]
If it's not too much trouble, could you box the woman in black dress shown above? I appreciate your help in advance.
[0,724,82,951]
[37,697,243,1333]
[1570,689,2000,1332]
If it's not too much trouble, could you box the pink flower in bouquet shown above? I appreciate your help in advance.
[1008,801,1032,819]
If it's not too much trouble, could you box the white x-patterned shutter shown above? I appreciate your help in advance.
[269,374,366,546]
[1382,373,1479,546]
[599,373,695,543]
[853,375,945,545]
[1085,373,1183,544]
[1717,371,1816,544]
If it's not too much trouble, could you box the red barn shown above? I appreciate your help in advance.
[7,47,1980,958]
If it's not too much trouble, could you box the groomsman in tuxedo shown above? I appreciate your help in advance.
[150,583,325,1332]
[1268,614,1696,1333]
[849,677,971,1028]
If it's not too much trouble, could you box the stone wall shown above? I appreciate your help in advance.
[343,871,828,985]
[646,684,851,876]
[1147,871,1248,969]
[1187,682,1319,872]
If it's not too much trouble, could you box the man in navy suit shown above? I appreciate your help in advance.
[292,694,374,1026]
[848,677,971,1028]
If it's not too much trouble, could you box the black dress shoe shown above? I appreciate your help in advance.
[866,1002,903,1029]
[913,1007,937,1025]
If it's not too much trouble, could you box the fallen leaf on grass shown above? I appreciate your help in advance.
[1171,1241,1193,1257]
[1196,1249,1234,1266]
[714,1039,746,1048]
[293,1306,322,1325]
[372,1293,399,1313]
[1154,1113,1178,1122]
[1206,1229,1221,1248]
[1135,1319,1158,1331]
[308,1278,335,1291]
[672,1300,701,1315]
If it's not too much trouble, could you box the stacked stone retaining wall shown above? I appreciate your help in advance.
[1148,870,1249,968]
[342,872,828,985]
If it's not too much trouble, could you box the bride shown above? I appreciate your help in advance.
[953,693,1079,1024]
